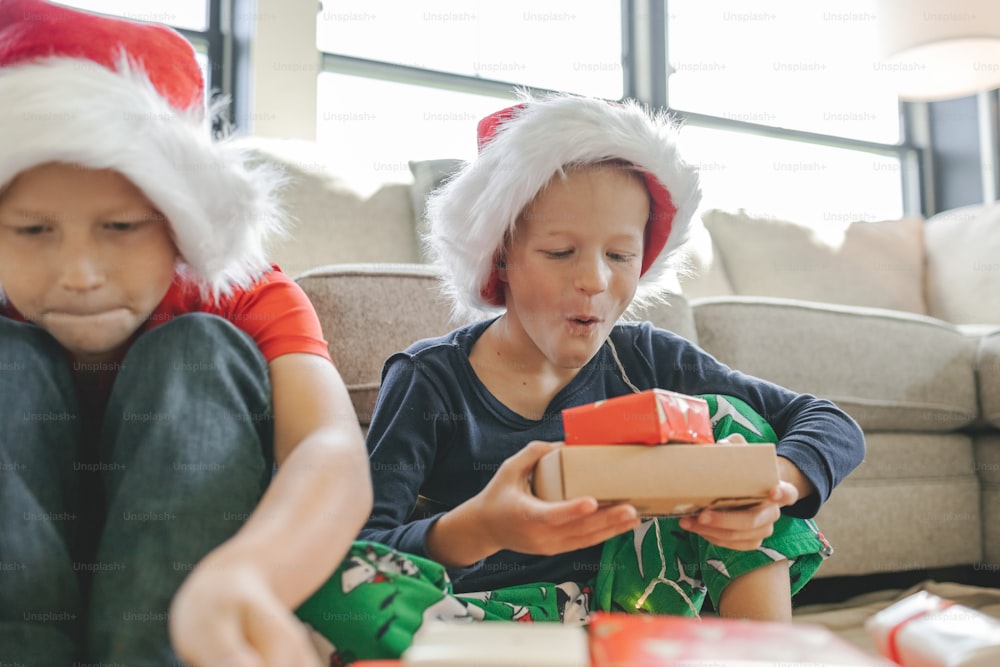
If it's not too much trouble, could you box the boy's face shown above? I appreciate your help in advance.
[499,164,650,369]
[0,162,178,363]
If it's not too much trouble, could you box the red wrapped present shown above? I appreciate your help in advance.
[562,389,714,446]
[588,612,895,666]
[865,590,1000,667]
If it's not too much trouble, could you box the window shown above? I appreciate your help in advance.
[309,0,913,219]
[315,0,622,185]
[316,0,622,98]
[52,0,208,31]
[678,127,905,223]
[316,73,507,187]
[666,0,912,221]
[667,0,900,143]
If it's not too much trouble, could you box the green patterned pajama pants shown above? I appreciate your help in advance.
[296,395,833,665]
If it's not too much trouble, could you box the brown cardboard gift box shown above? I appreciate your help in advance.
[532,442,780,518]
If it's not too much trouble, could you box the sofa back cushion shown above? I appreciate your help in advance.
[925,202,1000,325]
[693,296,978,432]
[238,137,422,277]
[701,209,927,315]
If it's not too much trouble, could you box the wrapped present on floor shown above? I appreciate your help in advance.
[865,590,1000,667]
[401,620,589,667]
[562,389,714,445]
[588,611,895,666]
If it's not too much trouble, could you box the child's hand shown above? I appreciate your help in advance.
[169,556,322,667]
[679,442,813,551]
[427,440,642,566]
[677,482,796,551]
[474,441,642,556]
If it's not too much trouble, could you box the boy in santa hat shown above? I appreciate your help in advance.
[295,93,865,662]
[0,1,369,665]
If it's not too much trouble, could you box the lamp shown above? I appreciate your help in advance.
[876,0,1000,101]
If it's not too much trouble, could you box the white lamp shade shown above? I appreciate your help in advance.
[876,0,1000,100]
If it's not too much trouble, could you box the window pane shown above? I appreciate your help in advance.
[317,72,510,191]
[668,0,900,143]
[678,126,904,224]
[317,0,623,99]
[52,0,208,31]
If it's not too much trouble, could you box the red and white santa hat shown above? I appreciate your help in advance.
[425,91,702,321]
[0,0,284,298]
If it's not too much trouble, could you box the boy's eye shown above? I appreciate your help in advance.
[608,252,636,263]
[543,249,573,259]
[12,224,51,236]
[104,221,141,232]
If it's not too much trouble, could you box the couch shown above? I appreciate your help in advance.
[243,137,1000,654]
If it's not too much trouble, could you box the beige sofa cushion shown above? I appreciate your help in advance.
[975,433,1000,566]
[925,203,1000,325]
[815,432,981,578]
[702,209,927,314]
[692,297,978,431]
[981,331,1000,428]
[238,137,422,277]
[676,212,736,299]
[408,159,464,261]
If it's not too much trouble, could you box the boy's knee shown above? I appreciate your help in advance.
[123,313,267,376]
[0,317,71,371]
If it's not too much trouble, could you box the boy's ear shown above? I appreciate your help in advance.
[496,257,508,283]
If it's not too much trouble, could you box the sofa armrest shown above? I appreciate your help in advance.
[296,263,457,426]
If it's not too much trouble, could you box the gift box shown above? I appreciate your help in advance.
[532,442,778,517]
[588,611,896,666]
[561,389,714,446]
[400,620,588,666]
[865,591,1000,667]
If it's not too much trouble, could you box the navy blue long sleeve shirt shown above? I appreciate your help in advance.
[360,319,864,593]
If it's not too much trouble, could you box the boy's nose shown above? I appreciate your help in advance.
[58,248,106,292]
[574,256,610,295]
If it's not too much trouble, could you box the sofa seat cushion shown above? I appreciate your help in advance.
[813,432,981,578]
[980,331,1000,428]
[701,209,927,315]
[976,433,1000,566]
[692,297,978,431]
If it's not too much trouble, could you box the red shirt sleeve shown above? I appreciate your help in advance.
[150,266,332,363]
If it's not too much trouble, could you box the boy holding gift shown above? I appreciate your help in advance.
[0,1,370,665]
[297,93,865,662]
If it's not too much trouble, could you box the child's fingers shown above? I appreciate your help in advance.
[177,622,265,667]
[249,605,322,667]
[521,495,600,528]
[557,504,642,550]
[768,480,799,506]
[680,503,780,551]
